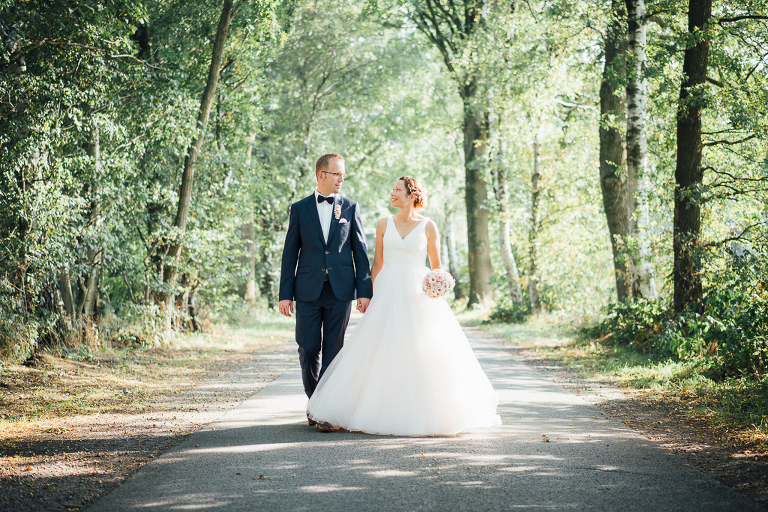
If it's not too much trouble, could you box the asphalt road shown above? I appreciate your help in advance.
[86,326,757,512]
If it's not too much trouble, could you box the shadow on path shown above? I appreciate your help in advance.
[86,327,758,512]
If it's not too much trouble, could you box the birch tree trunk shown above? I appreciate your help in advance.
[158,0,235,328]
[674,0,712,311]
[528,136,542,313]
[626,0,658,300]
[599,0,634,302]
[494,140,524,303]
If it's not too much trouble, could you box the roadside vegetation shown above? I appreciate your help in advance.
[480,306,768,453]
[0,308,294,433]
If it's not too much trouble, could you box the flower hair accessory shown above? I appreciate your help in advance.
[334,204,341,220]
[422,269,456,299]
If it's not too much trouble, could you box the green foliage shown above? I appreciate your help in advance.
[589,283,768,378]
[1,0,767,368]
[487,296,531,324]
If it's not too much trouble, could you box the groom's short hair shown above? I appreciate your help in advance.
[315,153,344,174]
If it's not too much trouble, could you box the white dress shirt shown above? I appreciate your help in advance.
[314,190,334,243]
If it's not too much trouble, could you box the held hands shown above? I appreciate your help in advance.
[357,297,370,314]
[278,299,294,317]
[280,298,369,316]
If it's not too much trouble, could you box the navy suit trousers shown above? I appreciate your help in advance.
[295,280,352,398]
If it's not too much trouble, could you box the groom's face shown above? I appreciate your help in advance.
[317,160,345,196]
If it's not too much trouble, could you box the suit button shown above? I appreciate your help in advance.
[325,251,330,255]
[322,268,326,272]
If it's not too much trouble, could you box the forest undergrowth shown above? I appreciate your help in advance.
[0,309,294,432]
[479,310,768,453]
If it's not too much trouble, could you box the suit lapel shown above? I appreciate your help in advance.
[326,195,341,243]
[305,193,326,246]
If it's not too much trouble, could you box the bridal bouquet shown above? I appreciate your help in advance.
[422,269,456,299]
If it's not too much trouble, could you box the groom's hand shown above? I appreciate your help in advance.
[357,298,370,314]
[278,299,293,317]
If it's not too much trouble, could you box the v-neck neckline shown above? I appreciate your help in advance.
[392,216,425,241]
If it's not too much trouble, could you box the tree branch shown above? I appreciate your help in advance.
[705,221,764,247]
[122,271,140,305]
[702,134,756,147]
[718,15,768,24]
[706,76,724,87]
[10,39,163,70]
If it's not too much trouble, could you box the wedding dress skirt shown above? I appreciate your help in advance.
[306,216,501,436]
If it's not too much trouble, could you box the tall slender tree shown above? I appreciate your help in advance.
[494,138,524,303]
[599,0,633,301]
[674,0,712,311]
[158,0,237,327]
[529,134,542,314]
[626,0,657,299]
[407,0,495,305]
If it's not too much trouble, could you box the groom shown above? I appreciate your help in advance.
[278,154,372,414]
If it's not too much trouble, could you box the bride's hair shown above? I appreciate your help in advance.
[399,176,427,208]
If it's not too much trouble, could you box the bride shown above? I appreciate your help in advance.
[306,176,501,436]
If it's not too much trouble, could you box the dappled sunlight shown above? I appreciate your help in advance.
[298,484,365,493]
[86,329,753,511]
[366,469,417,477]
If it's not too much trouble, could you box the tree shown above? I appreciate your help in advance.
[406,0,495,305]
[493,136,524,303]
[599,0,633,301]
[673,0,711,311]
[528,134,543,313]
[157,0,237,327]
[625,0,657,299]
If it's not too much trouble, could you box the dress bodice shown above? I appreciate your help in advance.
[383,216,429,269]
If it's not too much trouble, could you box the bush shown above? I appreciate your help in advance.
[487,296,531,324]
[587,289,768,378]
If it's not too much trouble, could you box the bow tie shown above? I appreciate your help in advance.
[317,194,334,204]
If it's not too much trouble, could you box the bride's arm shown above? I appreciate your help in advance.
[425,220,442,270]
[370,218,387,287]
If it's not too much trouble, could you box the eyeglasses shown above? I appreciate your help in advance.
[321,171,347,180]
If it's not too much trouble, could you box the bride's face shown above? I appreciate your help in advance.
[390,180,412,208]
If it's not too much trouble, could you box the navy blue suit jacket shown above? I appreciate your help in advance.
[279,193,373,303]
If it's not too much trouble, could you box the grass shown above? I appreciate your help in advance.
[0,309,295,434]
[478,313,768,453]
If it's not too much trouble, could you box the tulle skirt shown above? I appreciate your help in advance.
[306,264,501,436]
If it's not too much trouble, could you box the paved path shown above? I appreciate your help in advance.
[87,326,757,511]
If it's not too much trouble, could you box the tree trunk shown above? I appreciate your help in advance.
[442,178,465,301]
[81,122,101,319]
[239,133,257,306]
[444,202,465,301]
[626,0,658,300]
[158,0,235,328]
[494,140,524,303]
[462,100,494,305]
[599,0,633,302]
[528,136,542,313]
[59,267,75,319]
[188,288,202,332]
[674,0,712,311]
[259,242,277,310]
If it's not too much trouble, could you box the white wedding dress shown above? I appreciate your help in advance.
[306,216,501,436]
